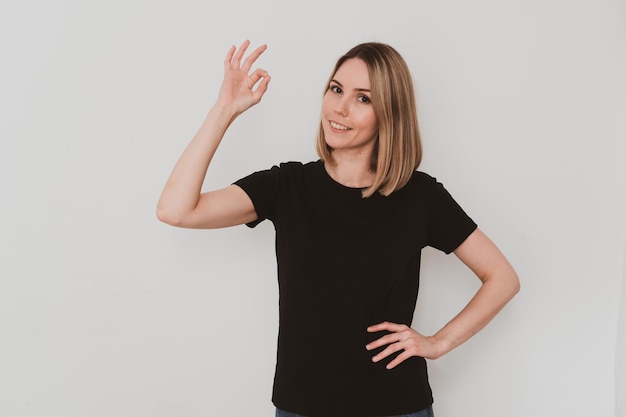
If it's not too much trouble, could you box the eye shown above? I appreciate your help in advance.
[329,85,342,94]
[357,95,371,104]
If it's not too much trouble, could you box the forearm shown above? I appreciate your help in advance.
[430,266,520,357]
[156,104,238,224]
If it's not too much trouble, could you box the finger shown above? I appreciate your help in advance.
[232,39,251,67]
[367,321,408,333]
[385,350,413,370]
[224,45,236,70]
[252,74,271,101]
[249,70,270,101]
[365,332,402,351]
[241,44,268,72]
[248,68,268,86]
[371,341,406,363]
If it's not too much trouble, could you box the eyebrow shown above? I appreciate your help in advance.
[330,79,370,93]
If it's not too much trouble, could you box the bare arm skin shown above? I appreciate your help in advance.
[156,40,271,229]
[366,228,520,368]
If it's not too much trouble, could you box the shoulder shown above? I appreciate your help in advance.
[276,160,320,172]
[270,160,322,181]
[411,170,436,183]
[239,160,318,179]
[237,160,321,189]
[393,170,460,205]
[402,170,440,192]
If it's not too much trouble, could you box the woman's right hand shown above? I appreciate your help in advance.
[216,40,271,116]
[157,40,269,228]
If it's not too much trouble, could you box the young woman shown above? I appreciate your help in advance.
[157,40,520,417]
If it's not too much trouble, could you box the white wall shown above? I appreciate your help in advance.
[1,1,625,416]
[618,244,626,417]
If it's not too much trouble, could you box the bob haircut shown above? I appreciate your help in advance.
[316,42,423,198]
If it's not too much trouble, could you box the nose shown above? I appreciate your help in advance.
[334,96,349,116]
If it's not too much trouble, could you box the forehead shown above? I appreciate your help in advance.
[333,58,370,88]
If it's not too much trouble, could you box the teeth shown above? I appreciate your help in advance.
[330,121,350,130]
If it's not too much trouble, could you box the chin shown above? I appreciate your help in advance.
[323,137,347,151]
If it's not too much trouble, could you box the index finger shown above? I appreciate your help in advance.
[241,43,268,72]
[224,45,237,68]
[367,321,407,333]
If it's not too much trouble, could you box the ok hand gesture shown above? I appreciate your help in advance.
[216,40,271,116]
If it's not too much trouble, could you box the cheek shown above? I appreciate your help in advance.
[356,110,378,132]
[321,93,334,114]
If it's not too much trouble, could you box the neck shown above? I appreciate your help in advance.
[325,150,375,188]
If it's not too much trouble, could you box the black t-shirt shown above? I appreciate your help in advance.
[234,160,477,417]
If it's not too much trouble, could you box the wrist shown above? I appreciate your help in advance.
[208,101,240,126]
[427,333,454,359]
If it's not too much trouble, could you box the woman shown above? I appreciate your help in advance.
[157,40,520,417]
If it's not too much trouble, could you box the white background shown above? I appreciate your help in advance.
[1,1,625,416]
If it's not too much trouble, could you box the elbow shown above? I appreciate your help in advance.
[483,267,520,301]
[507,269,521,299]
[511,279,521,299]
[498,261,521,299]
[156,205,184,227]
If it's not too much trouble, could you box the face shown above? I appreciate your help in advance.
[321,58,379,156]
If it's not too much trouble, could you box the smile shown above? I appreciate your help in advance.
[329,121,352,131]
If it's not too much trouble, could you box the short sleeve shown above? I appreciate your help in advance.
[426,178,477,254]
[233,165,280,228]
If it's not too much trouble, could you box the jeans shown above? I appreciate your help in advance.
[275,405,434,417]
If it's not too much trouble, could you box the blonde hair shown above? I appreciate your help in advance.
[316,42,422,197]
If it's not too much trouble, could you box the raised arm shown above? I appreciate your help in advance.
[156,40,271,229]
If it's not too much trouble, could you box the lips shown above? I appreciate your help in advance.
[329,120,352,131]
